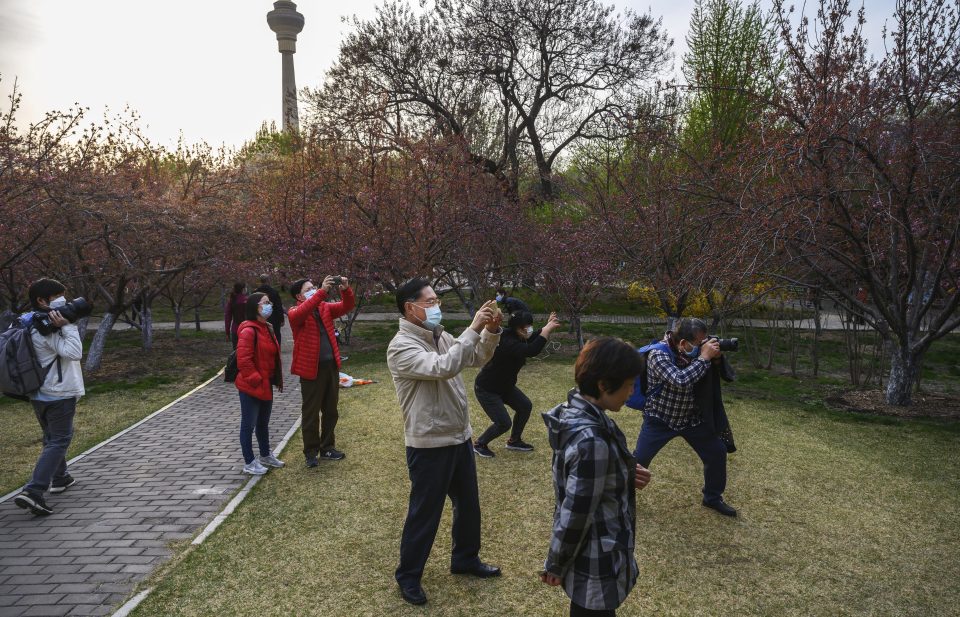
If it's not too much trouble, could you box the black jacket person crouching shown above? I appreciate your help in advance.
[473,308,560,455]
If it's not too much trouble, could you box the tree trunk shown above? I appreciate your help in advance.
[340,302,364,345]
[141,304,153,351]
[886,347,922,406]
[85,312,117,373]
[195,305,202,332]
[811,299,822,376]
[571,314,584,349]
[451,286,475,317]
[664,314,679,332]
[173,304,182,340]
[76,316,90,342]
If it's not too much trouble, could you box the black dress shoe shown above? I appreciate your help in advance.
[703,498,738,517]
[398,583,427,605]
[450,562,502,578]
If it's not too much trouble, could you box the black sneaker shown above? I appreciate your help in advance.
[305,455,319,468]
[505,440,534,452]
[14,492,53,516]
[703,498,738,517]
[473,442,495,458]
[49,475,76,494]
[319,449,345,461]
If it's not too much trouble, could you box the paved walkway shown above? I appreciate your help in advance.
[0,331,302,616]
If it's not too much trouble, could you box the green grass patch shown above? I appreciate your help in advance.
[0,329,230,495]
[131,325,960,617]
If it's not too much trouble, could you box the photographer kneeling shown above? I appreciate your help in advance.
[14,279,87,516]
[632,317,738,516]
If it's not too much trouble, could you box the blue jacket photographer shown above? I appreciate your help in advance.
[631,317,739,517]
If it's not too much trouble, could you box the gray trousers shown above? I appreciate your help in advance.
[25,398,77,496]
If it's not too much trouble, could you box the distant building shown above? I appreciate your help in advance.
[266,1,305,132]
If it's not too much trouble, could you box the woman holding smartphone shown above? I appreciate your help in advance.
[540,337,652,617]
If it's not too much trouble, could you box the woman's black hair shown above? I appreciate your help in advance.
[574,337,644,398]
[245,292,267,321]
[396,277,430,314]
[290,278,309,299]
[507,310,534,331]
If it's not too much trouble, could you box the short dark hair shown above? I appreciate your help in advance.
[259,274,270,285]
[575,337,644,398]
[28,278,66,310]
[245,292,267,321]
[290,279,310,299]
[508,310,533,330]
[232,282,245,295]
[396,278,430,314]
[674,317,708,343]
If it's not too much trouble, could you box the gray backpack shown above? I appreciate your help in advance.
[0,317,59,400]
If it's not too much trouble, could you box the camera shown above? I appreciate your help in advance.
[34,298,93,335]
[707,336,739,352]
[330,276,343,286]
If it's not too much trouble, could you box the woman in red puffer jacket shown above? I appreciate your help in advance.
[235,293,285,475]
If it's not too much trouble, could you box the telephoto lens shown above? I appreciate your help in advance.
[34,298,93,335]
[58,298,93,323]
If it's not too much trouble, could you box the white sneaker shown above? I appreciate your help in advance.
[242,460,269,475]
[259,453,285,468]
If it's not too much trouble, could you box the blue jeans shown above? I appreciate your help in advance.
[395,440,482,587]
[633,415,727,503]
[25,398,77,496]
[238,392,273,464]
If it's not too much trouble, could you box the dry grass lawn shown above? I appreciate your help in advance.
[129,353,960,617]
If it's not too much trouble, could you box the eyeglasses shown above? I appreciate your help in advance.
[412,298,442,308]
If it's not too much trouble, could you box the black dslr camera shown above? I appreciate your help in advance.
[34,298,93,335]
[707,336,739,352]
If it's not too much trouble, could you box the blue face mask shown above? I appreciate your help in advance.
[260,304,273,319]
[685,346,699,359]
[422,306,442,329]
[303,288,317,301]
[495,294,503,303]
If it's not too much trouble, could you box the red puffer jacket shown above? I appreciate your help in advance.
[235,320,283,400]
[288,286,355,379]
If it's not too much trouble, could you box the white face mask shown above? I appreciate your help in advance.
[525,326,534,337]
[49,296,67,309]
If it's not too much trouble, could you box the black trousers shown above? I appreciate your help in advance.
[571,602,615,617]
[395,440,482,587]
[474,383,532,445]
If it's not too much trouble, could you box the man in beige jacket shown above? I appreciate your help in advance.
[387,277,503,606]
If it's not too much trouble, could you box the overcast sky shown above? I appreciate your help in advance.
[0,0,897,149]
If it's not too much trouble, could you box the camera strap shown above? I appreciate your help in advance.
[43,357,62,384]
